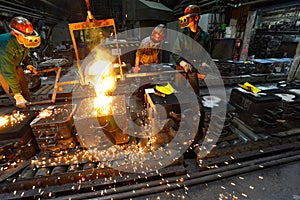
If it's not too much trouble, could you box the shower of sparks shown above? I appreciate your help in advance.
[0,111,27,127]
[242,193,248,197]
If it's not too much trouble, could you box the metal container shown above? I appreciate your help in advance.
[229,88,282,115]
[30,104,77,152]
[75,95,129,147]
[0,111,39,162]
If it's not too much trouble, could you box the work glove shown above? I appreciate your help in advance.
[133,66,140,73]
[14,93,28,108]
[179,60,192,72]
[26,65,39,75]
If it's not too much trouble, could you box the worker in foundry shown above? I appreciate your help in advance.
[0,16,40,108]
[172,4,211,95]
[133,24,166,73]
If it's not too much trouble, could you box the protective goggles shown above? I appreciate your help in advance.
[178,14,199,28]
[11,27,41,48]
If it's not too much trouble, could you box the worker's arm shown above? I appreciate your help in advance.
[0,61,28,108]
[135,54,140,68]
[134,51,141,73]
[0,60,21,94]
[172,36,192,72]
[172,34,185,65]
[134,39,147,73]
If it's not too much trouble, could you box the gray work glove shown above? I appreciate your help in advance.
[14,93,28,108]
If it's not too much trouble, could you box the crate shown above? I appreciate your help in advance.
[0,111,39,162]
[30,104,77,152]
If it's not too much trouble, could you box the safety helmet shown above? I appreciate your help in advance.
[150,24,166,43]
[9,16,40,48]
[179,5,201,28]
[184,5,200,16]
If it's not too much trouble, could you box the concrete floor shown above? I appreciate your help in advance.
[133,160,300,200]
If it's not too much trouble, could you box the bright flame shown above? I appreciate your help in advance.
[88,61,110,76]
[85,59,117,116]
[86,60,116,94]
[94,94,113,116]
[0,116,9,127]
[95,74,116,94]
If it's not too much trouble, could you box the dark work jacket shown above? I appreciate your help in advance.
[172,26,210,66]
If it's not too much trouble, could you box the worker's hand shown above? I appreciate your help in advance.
[179,61,192,72]
[26,65,39,75]
[133,66,140,73]
[14,93,28,109]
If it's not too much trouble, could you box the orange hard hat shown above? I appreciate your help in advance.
[10,16,34,36]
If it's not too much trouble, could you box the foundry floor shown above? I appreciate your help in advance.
[0,63,299,200]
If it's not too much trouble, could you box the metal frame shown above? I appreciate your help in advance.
[28,0,122,106]
[68,0,123,84]
[27,67,79,106]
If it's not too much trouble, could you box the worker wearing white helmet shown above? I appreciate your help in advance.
[134,24,166,73]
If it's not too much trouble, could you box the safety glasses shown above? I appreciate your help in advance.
[11,27,41,48]
[178,14,201,28]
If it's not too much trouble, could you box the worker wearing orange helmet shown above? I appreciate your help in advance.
[172,5,211,95]
[0,16,40,108]
[134,24,166,73]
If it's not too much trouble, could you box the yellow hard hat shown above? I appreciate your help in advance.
[238,82,261,94]
[155,82,174,95]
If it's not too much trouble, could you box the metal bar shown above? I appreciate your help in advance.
[57,80,80,86]
[117,70,185,78]
[68,26,84,85]
[229,124,251,142]
[0,160,31,183]
[51,67,62,102]
[38,68,61,73]
[27,100,54,106]
[232,117,262,141]
[27,67,63,106]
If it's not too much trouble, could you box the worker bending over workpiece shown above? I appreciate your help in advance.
[0,16,40,108]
